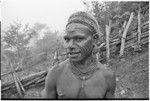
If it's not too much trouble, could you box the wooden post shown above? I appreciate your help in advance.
[53,49,59,66]
[138,7,141,46]
[10,62,25,98]
[120,12,134,57]
[122,21,127,31]
[106,20,111,65]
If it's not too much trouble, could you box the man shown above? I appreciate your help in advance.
[41,11,116,99]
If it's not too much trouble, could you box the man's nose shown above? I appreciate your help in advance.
[67,40,76,51]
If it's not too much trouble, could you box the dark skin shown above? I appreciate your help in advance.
[41,28,116,99]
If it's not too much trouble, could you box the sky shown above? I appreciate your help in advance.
[1,0,86,32]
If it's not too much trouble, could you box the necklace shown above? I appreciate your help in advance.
[70,60,99,80]
[70,60,100,98]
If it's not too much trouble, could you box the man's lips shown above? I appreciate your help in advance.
[68,51,80,55]
[67,51,81,57]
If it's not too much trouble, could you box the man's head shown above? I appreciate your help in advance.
[64,11,101,62]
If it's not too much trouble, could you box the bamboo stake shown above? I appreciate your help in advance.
[10,63,23,98]
[122,21,127,31]
[53,49,59,66]
[10,62,25,98]
[120,12,134,57]
[15,72,26,95]
[106,20,111,65]
[138,7,141,46]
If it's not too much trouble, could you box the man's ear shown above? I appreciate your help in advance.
[92,34,99,39]
[92,34,99,45]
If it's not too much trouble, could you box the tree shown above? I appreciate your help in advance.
[31,30,65,65]
[83,1,149,60]
[84,1,149,41]
[1,21,38,70]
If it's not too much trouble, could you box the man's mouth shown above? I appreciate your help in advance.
[68,51,80,57]
[69,51,80,54]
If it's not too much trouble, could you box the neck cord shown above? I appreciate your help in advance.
[70,59,100,98]
[70,59,99,80]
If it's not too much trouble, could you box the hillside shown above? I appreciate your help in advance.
[23,43,149,98]
[111,43,149,98]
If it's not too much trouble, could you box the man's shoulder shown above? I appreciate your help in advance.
[42,59,70,98]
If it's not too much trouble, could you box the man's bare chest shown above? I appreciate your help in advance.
[56,67,107,99]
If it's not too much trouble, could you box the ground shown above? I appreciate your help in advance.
[110,43,149,98]
[2,44,149,99]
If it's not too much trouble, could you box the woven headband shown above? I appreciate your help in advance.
[66,11,100,35]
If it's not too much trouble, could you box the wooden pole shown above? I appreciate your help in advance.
[10,63,22,98]
[120,12,134,57]
[106,20,111,65]
[53,49,59,66]
[10,62,25,98]
[122,21,127,32]
[118,20,127,39]
[138,7,141,46]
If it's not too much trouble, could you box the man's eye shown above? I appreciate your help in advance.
[75,37,84,42]
[64,38,70,42]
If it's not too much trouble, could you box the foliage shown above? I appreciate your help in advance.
[83,1,149,42]
[31,31,65,62]
[1,20,65,79]
[1,21,38,70]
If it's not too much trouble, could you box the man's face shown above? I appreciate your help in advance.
[64,29,94,62]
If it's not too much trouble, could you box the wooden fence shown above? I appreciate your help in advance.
[1,20,149,98]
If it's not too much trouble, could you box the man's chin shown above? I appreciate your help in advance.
[69,57,82,62]
[68,53,81,61]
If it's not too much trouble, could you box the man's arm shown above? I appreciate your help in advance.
[41,67,57,98]
[104,71,116,98]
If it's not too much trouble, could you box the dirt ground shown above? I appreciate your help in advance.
[2,44,149,99]
[110,44,149,98]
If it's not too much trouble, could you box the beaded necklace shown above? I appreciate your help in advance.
[70,59,100,98]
